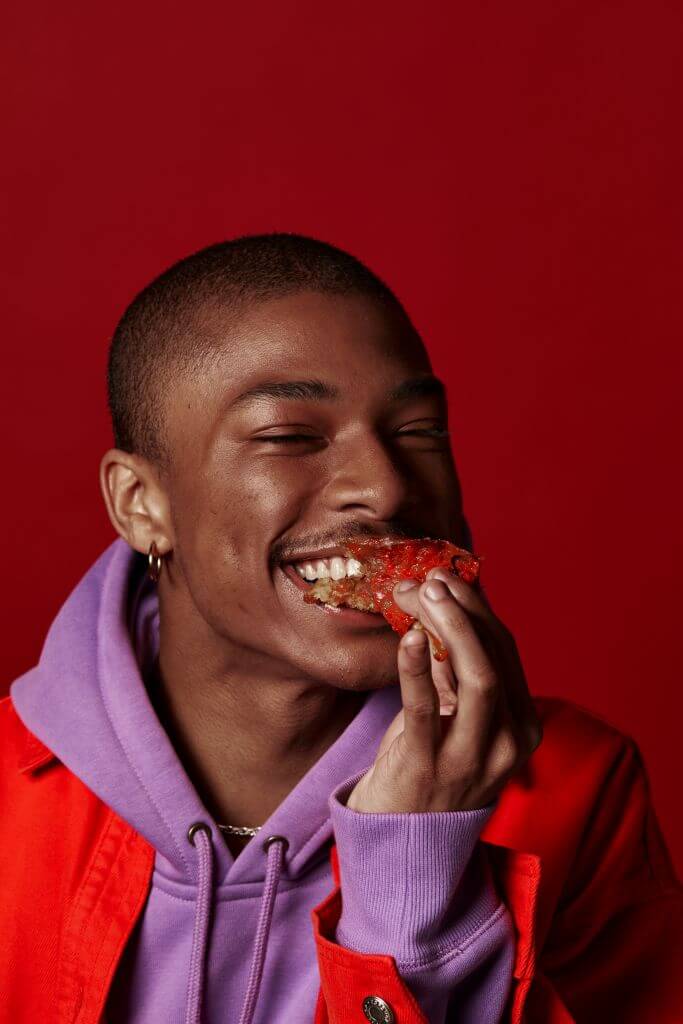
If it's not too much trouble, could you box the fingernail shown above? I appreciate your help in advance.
[424,580,449,601]
[394,579,418,593]
[403,630,427,654]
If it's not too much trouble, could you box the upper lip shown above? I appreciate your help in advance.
[281,534,409,565]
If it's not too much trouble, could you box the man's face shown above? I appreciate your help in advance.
[161,289,466,690]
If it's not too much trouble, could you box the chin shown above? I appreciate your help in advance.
[299,650,400,692]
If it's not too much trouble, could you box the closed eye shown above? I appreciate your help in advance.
[255,428,448,444]
[398,428,450,437]
[255,434,322,443]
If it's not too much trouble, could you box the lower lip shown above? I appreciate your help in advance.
[279,564,388,628]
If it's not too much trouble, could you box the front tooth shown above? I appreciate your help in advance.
[304,562,317,580]
[346,558,363,577]
[315,559,330,578]
[329,556,346,580]
[295,564,307,578]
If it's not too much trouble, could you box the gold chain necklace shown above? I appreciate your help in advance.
[216,823,262,837]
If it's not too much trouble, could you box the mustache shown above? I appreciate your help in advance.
[270,521,422,566]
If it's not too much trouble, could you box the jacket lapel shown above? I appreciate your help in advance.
[483,841,542,981]
[57,811,155,1024]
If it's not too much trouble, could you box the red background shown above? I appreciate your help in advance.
[2,4,681,871]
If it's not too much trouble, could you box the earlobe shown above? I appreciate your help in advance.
[98,448,173,556]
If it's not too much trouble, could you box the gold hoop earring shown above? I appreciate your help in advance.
[148,541,163,582]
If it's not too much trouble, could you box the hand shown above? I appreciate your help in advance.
[345,567,543,813]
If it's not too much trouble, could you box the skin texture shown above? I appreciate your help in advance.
[100,289,540,852]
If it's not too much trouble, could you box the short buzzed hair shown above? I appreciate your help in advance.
[107,233,404,467]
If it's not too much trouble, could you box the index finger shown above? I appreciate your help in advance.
[397,627,441,763]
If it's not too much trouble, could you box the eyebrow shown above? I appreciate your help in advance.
[228,374,446,409]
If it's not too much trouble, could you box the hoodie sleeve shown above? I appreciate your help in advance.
[326,768,515,1024]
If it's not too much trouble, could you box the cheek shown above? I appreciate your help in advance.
[169,460,312,630]
[209,443,317,524]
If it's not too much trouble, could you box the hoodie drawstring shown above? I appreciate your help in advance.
[238,834,289,1024]
[186,822,289,1024]
[186,824,215,1024]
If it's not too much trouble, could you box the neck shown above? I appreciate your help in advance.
[147,595,366,831]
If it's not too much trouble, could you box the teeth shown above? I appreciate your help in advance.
[291,555,365,581]
[329,556,346,580]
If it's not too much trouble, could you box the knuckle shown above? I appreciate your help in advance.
[497,734,519,774]
[444,613,471,640]
[444,758,478,790]
[404,697,437,719]
[469,664,498,698]
[413,757,438,782]
[458,760,483,790]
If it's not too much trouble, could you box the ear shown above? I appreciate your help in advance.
[99,448,174,556]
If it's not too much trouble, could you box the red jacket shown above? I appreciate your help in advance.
[1,692,681,1023]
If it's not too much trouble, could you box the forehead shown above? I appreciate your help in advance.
[201,289,431,390]
[163,291,436,460]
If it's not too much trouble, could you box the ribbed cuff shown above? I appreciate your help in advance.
[328,768,498,968]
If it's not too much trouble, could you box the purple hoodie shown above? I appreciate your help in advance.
[10,539,514,1023]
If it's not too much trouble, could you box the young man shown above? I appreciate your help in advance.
[1,234,680,1023]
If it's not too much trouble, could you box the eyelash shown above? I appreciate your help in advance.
[258,429,450,444]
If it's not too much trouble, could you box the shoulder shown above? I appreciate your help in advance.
[0,692,23,733]
[0,694,61,804]
[528,695,661,834]
[532,694,637,763]
[0,693,75,803]
[0,693,122,875]
[0,694,34,772]
[485,696,648,862]
[528,695,646,809]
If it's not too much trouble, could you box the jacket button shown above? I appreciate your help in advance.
[362,995,395,1023]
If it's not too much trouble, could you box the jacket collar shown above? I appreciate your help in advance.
[17,728,58,774]
[17,720,542,984]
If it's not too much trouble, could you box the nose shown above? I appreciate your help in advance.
[322,433,417,521]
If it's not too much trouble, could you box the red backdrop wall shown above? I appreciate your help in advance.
[2,3,681,872]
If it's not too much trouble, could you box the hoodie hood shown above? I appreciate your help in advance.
[10,537,410,889]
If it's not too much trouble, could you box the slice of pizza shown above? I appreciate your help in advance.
[303,537,481,661]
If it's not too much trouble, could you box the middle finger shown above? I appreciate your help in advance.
[395,580,500,764]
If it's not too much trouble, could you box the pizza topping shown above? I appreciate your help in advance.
[301,535,481,662]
